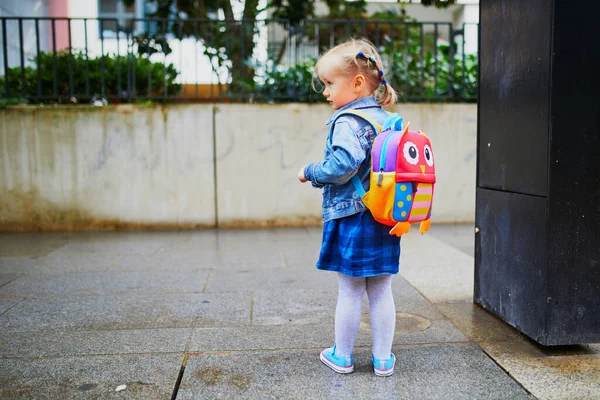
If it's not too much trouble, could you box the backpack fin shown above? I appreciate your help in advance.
[402,121,410,133]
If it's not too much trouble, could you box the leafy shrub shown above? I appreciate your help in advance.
[238,43,477,104]
[0,51,180,102]
[238,60,326,103]
[0,97,27,110]
[380,39,477,102]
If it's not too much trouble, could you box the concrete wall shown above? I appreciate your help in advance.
[0,105,215,230]
[0,103,476,231]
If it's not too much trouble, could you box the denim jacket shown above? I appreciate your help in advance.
[304,96,389,222]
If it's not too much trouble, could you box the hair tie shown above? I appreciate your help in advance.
[356,51,387,86]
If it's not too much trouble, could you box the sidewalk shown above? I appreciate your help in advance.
[0,225,598,399]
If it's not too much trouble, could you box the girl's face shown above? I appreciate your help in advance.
[318,59,359,110]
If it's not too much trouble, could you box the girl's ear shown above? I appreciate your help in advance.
[353,74,366,92]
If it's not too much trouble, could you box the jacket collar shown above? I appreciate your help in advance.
[325,96,381,125]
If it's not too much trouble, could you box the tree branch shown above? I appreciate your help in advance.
[243,0,260,20]
[221,0,234,20]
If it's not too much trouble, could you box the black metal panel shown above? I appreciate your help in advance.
[544,0,600,345]
[478,0,551,197]
[475,188,548,343]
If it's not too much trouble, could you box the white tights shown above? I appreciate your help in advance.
[334,273,396,360]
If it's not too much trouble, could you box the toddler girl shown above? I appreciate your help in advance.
[298,38,400,376]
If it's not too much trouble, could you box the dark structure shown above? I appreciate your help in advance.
[475,0,600,345]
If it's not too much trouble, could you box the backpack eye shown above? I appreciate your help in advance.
[424,145,434,167]
[403,141,419,165]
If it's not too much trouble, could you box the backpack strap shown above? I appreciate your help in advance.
[382,113,403,132]
[327,109,386,199]
[327,109,383,142]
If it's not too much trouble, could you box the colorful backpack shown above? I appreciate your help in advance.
[329,110,436,237]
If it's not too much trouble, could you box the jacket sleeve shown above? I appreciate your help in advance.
[304,120,366,186]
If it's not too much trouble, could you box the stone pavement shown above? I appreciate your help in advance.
[0,225,598,399]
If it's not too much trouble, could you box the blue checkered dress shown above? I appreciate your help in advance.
[316,211,401,277]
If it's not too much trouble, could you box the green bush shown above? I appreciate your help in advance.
[0,97,27,110]
[380,39,477,102]
[239,43,477,103]
[238,60,326,104]
[0,51,180,102]
[236,21,477,104]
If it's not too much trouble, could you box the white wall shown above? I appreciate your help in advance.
[0,0,50,74]
[0,104,216,230]
[0,102,477,231]
[0,0,47,17]
[215,103,476,226]
[453,4,479,54]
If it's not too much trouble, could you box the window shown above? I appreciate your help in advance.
[98,0,143,35]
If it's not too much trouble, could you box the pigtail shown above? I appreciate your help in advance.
[378,82,397,107]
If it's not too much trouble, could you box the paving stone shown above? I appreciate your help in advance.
[0,293,251,332]
[48,232,170,257]
[0,258,30,275]
[0,296,24,315]
[357,315,467,346]
[109,252,216,272]
[0,328,192,357]
[0,354,182,400]
[0,273,21,288]
[281,231,322,268]
[205,267,335,293]
[208,250,286,270]
[177,344,530,399]
[136,248,286,270]
[428,223,475,256]
[0,270,209,297]
[390,277,446,321]
[252,288,337,325]
[210,228,313,252]
[0,253,121,274]
[155,228,305,256]
[435,302,525,343]
[0,225,561,400]
[481,340,600,400]
[190,319,466,352]
[0,232,70,257]
[283,248,320,268]
[400,233,475,303]
[252,276,444,326]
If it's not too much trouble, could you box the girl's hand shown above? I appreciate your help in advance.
[298,166,308,183]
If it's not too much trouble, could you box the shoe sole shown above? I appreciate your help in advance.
[374,355,396,377]
[320,351,354,374]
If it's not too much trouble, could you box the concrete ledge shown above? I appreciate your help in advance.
[0,103,476,231]
[0,104,216,231]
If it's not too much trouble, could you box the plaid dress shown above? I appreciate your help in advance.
[316,211,401,277]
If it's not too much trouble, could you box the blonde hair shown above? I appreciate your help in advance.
[313,38,397,107]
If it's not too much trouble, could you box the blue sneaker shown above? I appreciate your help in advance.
[320,344,354,374]
[372,353,396,376]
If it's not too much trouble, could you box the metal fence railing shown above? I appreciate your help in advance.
[0,17,478,104]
